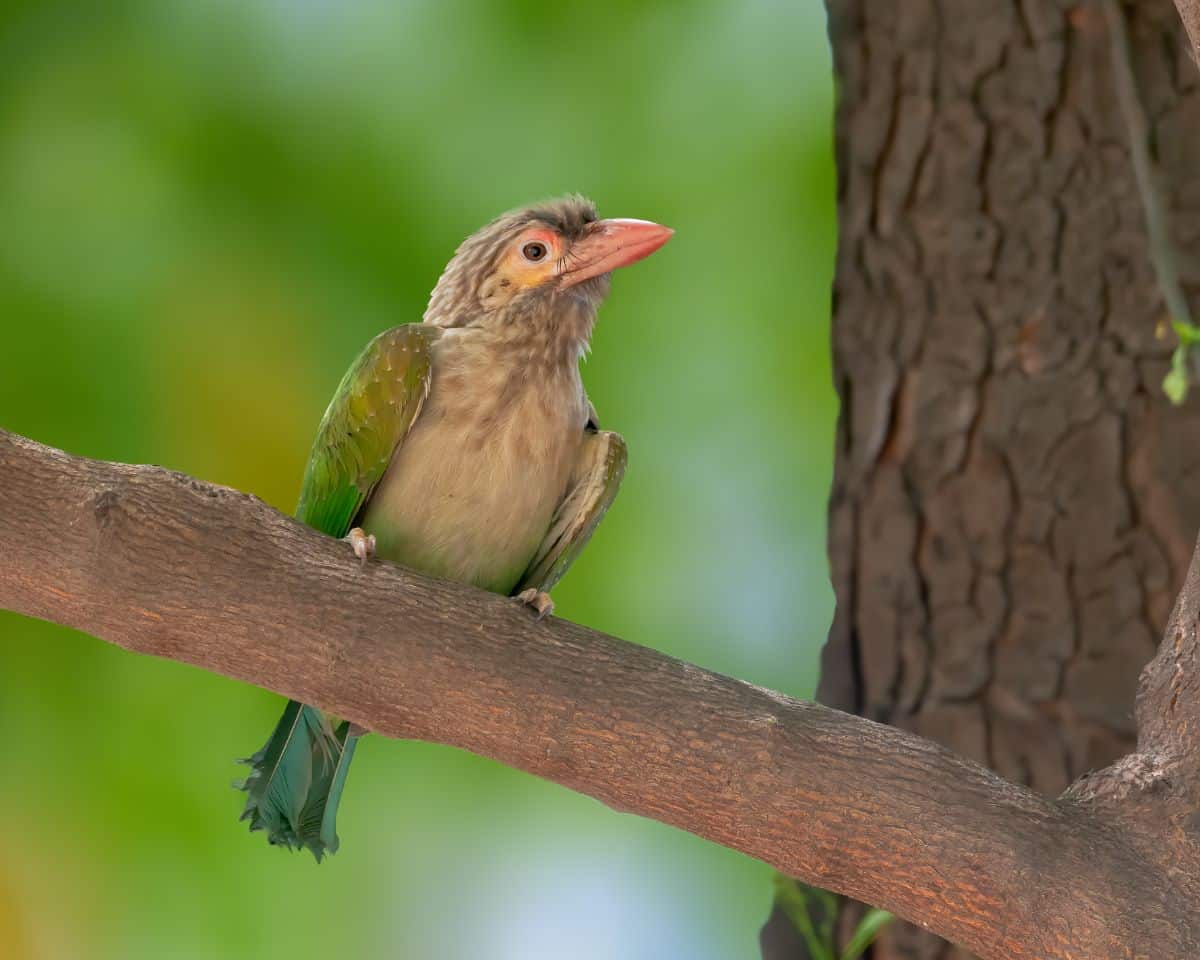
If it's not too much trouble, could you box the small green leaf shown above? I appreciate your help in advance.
[1165,344,1190,405]
[772,875,836,960]
[840,908,894,960]
[816,888,837,952]
[771,876,893,960]
[1172,320,1200,345]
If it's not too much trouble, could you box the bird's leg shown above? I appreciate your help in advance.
[516,588,555,620]
[343,527,376,568]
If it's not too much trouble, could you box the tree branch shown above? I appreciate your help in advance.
[1176,0,1200,68]
[0,426,1196,959]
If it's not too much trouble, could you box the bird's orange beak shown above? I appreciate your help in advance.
[558,218,674,289]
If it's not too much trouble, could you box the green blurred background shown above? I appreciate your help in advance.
[0,1,835,957]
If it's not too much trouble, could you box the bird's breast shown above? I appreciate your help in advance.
[359,334,586,594]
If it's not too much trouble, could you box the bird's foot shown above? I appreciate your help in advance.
[516,588,555,620]
[343,527,376,568]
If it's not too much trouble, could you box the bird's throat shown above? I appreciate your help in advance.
[498,292,598,367]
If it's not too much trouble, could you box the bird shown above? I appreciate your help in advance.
[236,195,673,860]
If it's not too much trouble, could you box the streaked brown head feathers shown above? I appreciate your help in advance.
[423,196,671,338]
[424,195,600,329]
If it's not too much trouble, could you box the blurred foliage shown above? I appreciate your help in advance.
[0,1,835,958]
[772,876,893,960]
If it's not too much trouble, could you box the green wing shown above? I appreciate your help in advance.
[516,428,627,595]
[296,323,438,537]
[238,324,436,862]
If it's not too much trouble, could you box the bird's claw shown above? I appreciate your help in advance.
[344,527,376,568]
[516,588,555,620]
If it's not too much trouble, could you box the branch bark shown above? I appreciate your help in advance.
[1176,0,1200,66]
[0,426,1197,958]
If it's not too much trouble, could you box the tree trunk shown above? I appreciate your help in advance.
[768,1,1200,956]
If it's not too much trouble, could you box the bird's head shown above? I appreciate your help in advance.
[424,196,673,348]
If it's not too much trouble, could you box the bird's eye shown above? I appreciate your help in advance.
[522,241,548,262]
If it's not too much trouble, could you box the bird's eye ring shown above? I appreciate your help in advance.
[522,241,548,262]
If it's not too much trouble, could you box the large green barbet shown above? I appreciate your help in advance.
[237,196,673,860]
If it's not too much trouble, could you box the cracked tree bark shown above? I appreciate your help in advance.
[762,1,1200,957]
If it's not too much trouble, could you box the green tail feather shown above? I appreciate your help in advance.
[237,700,359,862]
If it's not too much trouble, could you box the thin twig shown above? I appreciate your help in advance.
[1103,0,1193,325]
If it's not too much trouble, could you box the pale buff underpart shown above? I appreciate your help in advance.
[359,319,590,595]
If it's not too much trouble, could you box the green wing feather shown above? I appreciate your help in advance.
[238,324,437,861]
[315,724,359,854]
[296,323,439,537]
[516,428,626,595]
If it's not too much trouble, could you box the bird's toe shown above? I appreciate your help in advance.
[516,588,555,620]
[344,527,376,568]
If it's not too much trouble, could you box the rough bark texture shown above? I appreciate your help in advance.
[3,427,1200,957]
[1176,0,1200,60]
[788,1,1200,957]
